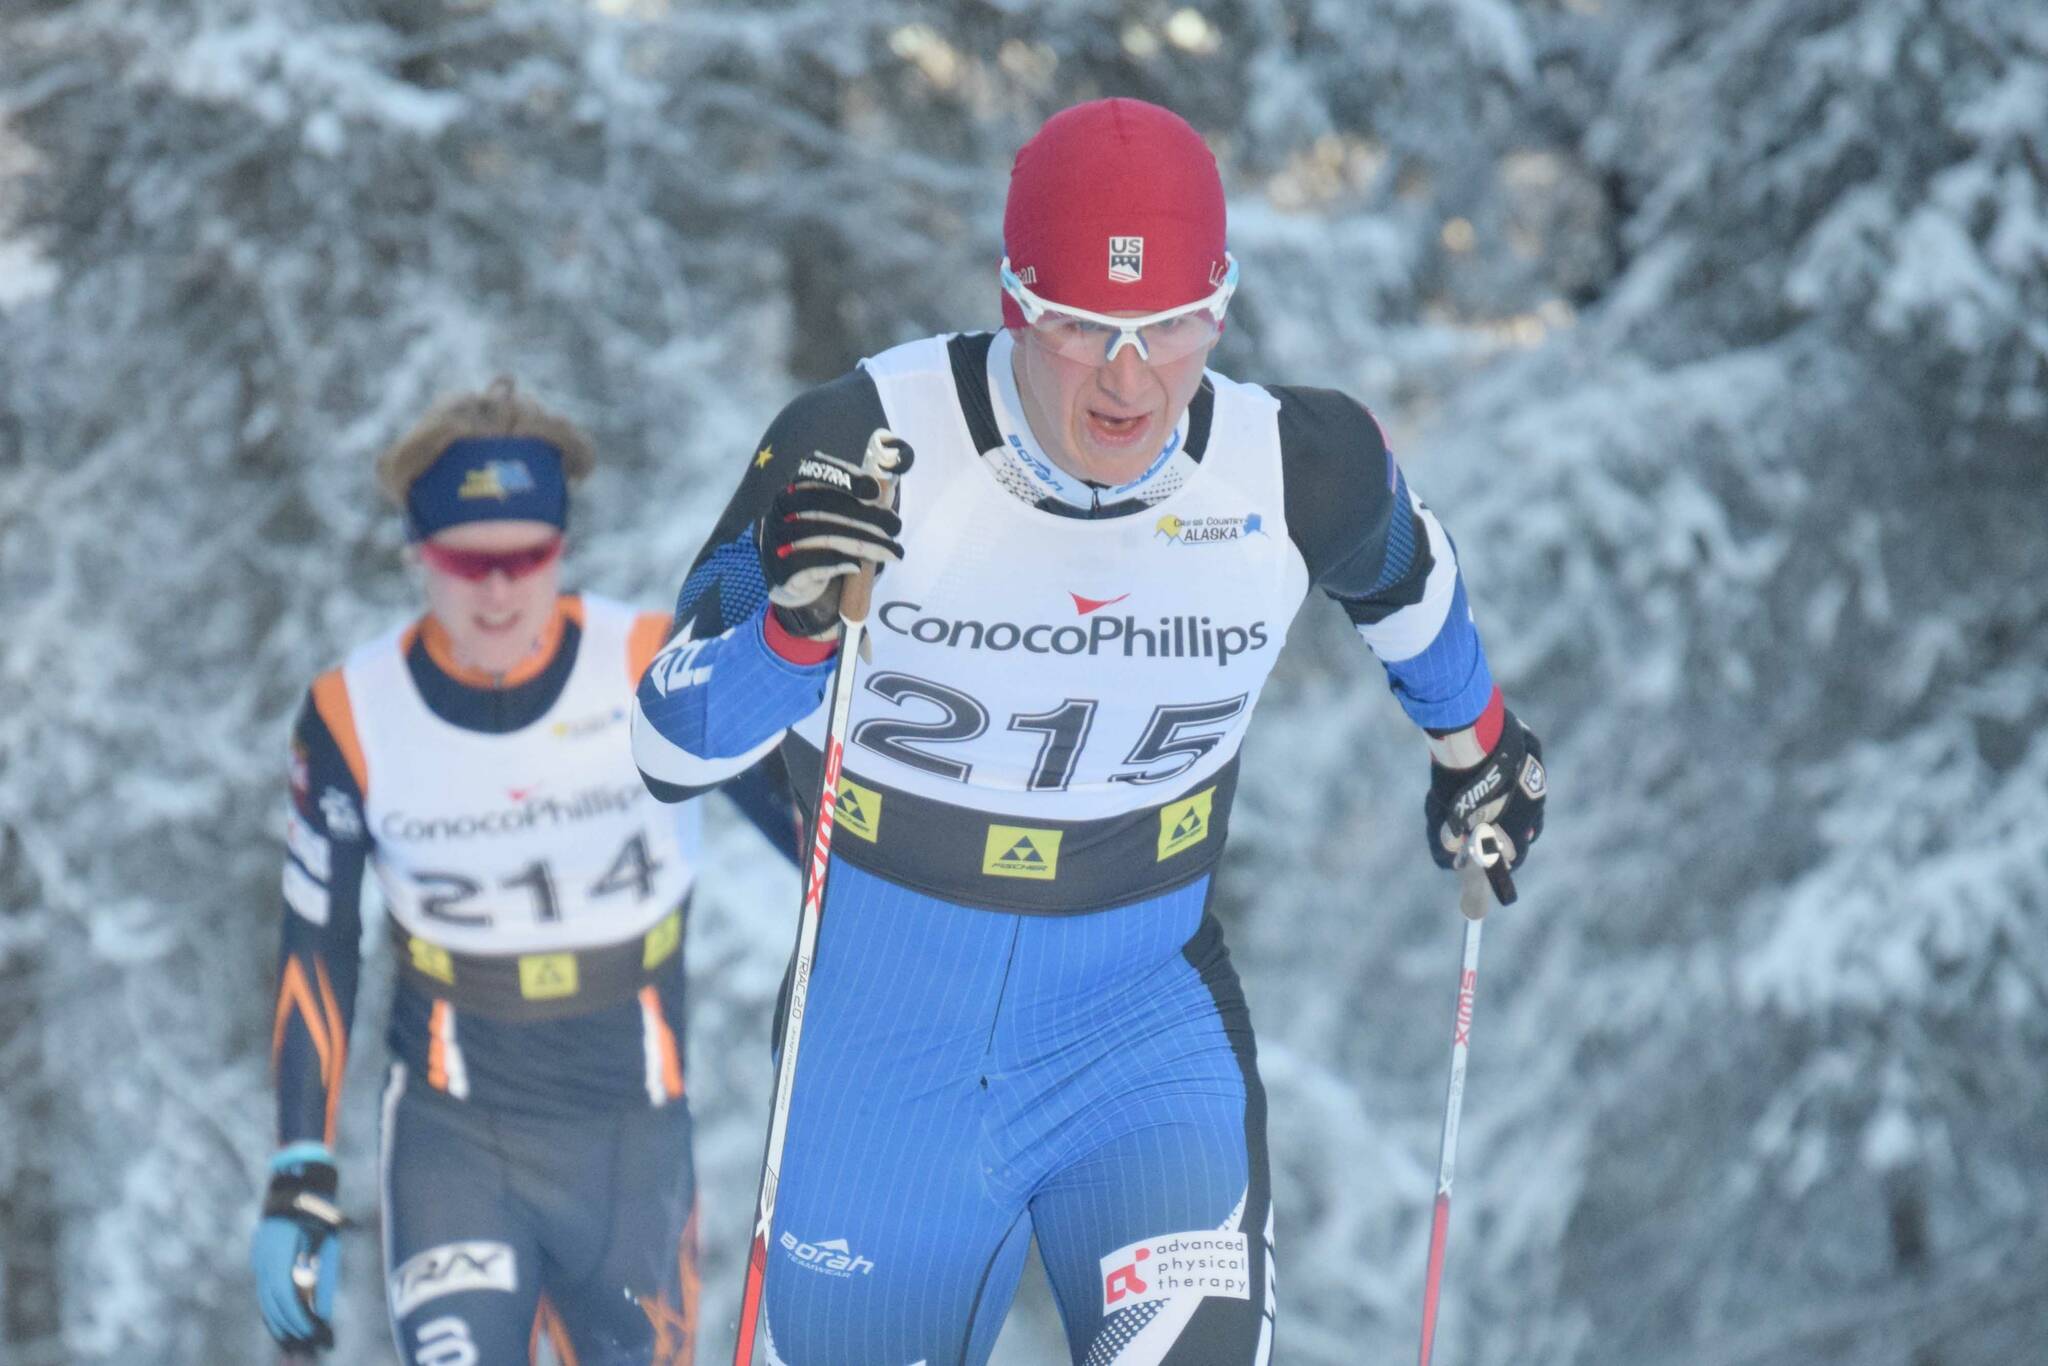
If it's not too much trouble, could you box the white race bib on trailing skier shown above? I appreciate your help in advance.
[347,595,699,954]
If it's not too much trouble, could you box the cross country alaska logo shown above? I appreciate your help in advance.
[1109,235,1144,283]
[1155,511,1266,545]
[457,459,537,501]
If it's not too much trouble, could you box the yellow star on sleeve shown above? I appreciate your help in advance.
[754,444,774,468]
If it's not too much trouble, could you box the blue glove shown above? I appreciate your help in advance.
[251,1143,344,1352]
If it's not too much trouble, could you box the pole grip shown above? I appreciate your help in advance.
[837,427,903,630]
[839,564,878,624]
[1459,822,1517,919]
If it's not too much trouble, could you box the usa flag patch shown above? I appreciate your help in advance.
[1109,236,1144,283]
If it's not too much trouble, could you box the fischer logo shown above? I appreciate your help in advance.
[1454,969,1477,1046]
[878,600,1269,669]
[779,1232,875,1277]
[1100,1230,1250,1312]
[379,782,644,841]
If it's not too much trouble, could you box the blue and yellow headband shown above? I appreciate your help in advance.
[405,436,569,539]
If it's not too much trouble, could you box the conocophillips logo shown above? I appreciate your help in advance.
[379,782,645,841]
[1155,511,1265,545]
[877,600,1269,669]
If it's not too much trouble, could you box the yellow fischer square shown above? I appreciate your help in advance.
[642,911,682,969]
[1156,787,1216,862]
[835,777,882,843]
[408,935,455,984]
[983,824,1063,880]
[518,953,580,1000]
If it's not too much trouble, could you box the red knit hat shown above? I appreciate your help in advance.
[1001,99,1228,326]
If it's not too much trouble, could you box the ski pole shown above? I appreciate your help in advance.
[732,429,905,1366]
[1417,822,1514,1366]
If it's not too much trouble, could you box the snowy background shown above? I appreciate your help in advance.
[2,2,2044,1363]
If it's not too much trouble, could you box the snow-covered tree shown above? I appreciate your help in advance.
[1,1,2038,1362]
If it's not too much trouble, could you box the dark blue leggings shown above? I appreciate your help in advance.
[763,862,1274,1365]
[378,1068,698,1365]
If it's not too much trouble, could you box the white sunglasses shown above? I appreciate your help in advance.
[1001,254,1239,364]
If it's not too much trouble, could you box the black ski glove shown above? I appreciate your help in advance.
[1424,709,1546,871]
[757,433,915,638]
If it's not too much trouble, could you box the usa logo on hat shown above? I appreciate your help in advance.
[1108,236,1144,283]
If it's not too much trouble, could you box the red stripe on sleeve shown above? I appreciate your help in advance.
[763,609,838,665]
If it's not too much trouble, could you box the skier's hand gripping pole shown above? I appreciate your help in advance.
[758,428,914,640]
[251,1145,345,1356]
[732,430,910,1366]
[1418,822,1508,1366]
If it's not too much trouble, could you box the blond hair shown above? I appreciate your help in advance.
[374,376,596,507]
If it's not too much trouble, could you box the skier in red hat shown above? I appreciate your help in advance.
[635,99,1546,1364]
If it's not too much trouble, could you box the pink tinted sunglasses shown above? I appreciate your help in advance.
[418,535,564,582]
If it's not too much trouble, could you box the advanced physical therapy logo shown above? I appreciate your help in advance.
[877,599,1270,669]
[1154,511,1265,545]
[379,782,645,842]
[456,460,537,501]
[1100,1230,1251,1312]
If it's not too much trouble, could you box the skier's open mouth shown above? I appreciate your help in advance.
[474,613,523,636]
[1086,408,1149,446]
